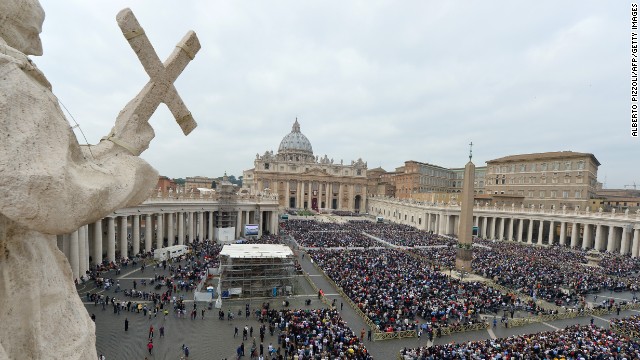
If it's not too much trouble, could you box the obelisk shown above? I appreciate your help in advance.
[456,142,475,271]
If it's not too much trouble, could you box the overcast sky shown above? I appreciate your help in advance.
[36,1,636,188]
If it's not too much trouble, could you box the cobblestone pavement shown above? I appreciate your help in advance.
[82,251,640,360]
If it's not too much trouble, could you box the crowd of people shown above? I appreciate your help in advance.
[308,248,522,333]
[240,307,373,359]
[400,324,640,359]
[610,314,640,338]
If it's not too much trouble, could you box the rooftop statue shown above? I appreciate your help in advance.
[0,2,199,358]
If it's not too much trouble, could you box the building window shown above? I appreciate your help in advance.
[565,161,571,170]
[540,191,545,198]
[575,190,581,198]
[553,162,559,171]
[564,175,571,184]
[528,191,534,197]
[518,190,524,196]
[576,175,583,184]
[550,190,556,198]
[530,164,536,172]
[264,163,270,170]
[520,164,526,172]
[577,161,585,170]
[562,191,569,198]
[541,163,547,171]
[510,164,515,173]
[356,169,361,175]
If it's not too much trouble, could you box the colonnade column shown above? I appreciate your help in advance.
[188,212,194,243]
[548,220,554,245]
[632,229,640,258]
[620,226,629,255]
[145,214,152,253]
[570,223,579,248]
[70,229,79,281]
[156,213,164,249]
[93,219,103,265]
[583,224,592,250]
[198,212,204,241]
[499,217,505,240]
[285,181,290,208]
[236,211,242,238]
[119,216,128,259]
[133,215,140,255]
[527,220,533,244]
[517,219,524,242]
[445,215,450,235]
[489,217,496,239]
[107,217,116,262]
[426,213,432,232]
[208,212,214,241]
[338,183,344,209]
[259,210,264,237]
[178,212,185,245]
[507,218,514,241]
[606,225,616,252]
[167,213,174,245]
[559,222,566,246]
[537,220,544,244]
[594,224,603,251]
[482,217,488,238]
[77,226,86,278]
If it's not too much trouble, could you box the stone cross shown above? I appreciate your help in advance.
[116,9,200,135]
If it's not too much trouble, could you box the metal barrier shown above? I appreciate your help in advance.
[373,330,417,341]
[506,302,640,328]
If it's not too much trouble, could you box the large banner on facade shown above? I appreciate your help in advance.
[244,224,259,236]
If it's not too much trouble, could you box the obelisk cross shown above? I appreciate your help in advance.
[116,8,200,135]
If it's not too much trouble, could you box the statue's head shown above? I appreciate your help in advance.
[0,0,45,55]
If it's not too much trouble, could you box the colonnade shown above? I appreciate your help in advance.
[57,207,280,282]
[369,197,640,258]
[257,179,365,211]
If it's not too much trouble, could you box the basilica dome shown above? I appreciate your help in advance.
[278,119,313,155]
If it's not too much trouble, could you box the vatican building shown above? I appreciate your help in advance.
[243,119,368,212]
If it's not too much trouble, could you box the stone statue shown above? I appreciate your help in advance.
[168,187,174,197]
[157,187,162,197]
[625,208,629,218]
[0,2,198,358]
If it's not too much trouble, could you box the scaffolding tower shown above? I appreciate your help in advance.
[219,244,296,298]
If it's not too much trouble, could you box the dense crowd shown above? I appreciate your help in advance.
[308,248,520,333]
[259,307,373,359]
[401,324,640,359]
[610,314,640,338]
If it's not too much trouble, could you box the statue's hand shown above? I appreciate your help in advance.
[107,113,155,156]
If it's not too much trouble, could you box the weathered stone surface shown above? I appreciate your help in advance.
[0,1,199,358]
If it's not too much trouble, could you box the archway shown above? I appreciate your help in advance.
[354,195,361,213]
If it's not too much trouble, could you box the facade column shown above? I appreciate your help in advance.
[548,220,555,245]
[482,217,488,238]
[507,218,514,241]
[296,182,302,208]
[133,215,140,255]
[517,218,524,242]
[245,211,250,226]
[537,220,544,244]
[570,222,579,248]
[606,225,616,253]
[259,210,264,237]
[144,214,152,252]
[527,219,534,244]
[285,181,290,208]
[620,225,630,255]
[187,212,194,243]
[93,219,103,265]
[307,182,312,210]
[156,213,164,250]
[348,184,355,211]
[426,213,432,232]
[119,216,128,259]
[583,224,592,250]
[338,183,344,209]
[208,211,214,241]
[594,224,603,251]
[499,217,505,240]
[178,212,185,245]
[107,217,116,262]
[77,226,86,278]
[62,234,71,261]
[84,226,90,273]
[167,212,174,245]
[632,229,640,258]
[198,212,204,241]
[559,222,567,246]
[70,230,79,281]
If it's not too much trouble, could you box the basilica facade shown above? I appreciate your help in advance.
[243,119,368,212]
